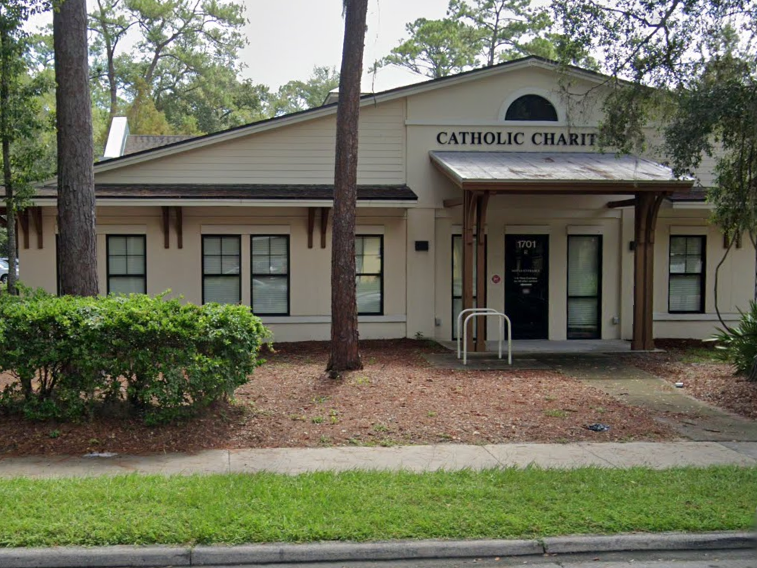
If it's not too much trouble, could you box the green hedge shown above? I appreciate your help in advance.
[0,291,270,424]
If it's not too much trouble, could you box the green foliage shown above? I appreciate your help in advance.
[0,3,56,296]
[89,0,265,136]
[381,0,592,79]
[383,17,482,79]
[0,293,270,424]
[449,0,553,66]
[270,66,340,115]
[554,2,757,313]
[712,300,757,381]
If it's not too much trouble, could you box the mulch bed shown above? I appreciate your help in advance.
[625,339,757,420]
[0,340,674,457]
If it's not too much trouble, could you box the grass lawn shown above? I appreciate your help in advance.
[1,466,755,547]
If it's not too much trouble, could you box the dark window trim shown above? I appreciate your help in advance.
[250,234,290,316]
[106,234,147,295]
[451,234,487,341]
[356,234,384,316]
[201,234,242,305]
[566,234,603,340]
[668,235,706,314]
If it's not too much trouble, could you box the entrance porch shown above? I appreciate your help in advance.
[432,151,694,353]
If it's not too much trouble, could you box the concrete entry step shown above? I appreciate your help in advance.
[439,339,634,355]
[424,353,551,370]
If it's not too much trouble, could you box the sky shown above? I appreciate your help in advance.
[27,0,450,89]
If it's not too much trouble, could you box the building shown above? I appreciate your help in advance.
[15,57,754,347]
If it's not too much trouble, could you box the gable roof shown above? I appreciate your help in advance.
[94,56,614,174]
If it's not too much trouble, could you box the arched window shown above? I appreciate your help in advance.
[505,94,558,121]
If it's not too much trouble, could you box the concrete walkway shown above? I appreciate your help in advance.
[545,354,757,442]
[1,441,756,478]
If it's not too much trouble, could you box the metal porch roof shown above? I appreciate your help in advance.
[430,151,693,192]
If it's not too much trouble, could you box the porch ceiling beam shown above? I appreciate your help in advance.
[174,206,183,249]
[606,198,636,209]
[320,207,329,249]
[461,182,683,194]
[161,206,170,249]
[307,207,316,249]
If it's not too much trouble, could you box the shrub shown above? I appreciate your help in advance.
[0,292,270,423]
[711,300,757,381]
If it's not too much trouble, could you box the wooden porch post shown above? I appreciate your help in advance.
[632,192,664,351]
[474,192,489,352]
[462,191,476,352]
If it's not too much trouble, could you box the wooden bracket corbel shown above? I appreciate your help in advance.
[173,206,183,249]
[161,206,170,249]
[320,207,329,249]
[307,207,316,249]
[32,207,43,249]
[19,209,29,249]
[606,198,636,209]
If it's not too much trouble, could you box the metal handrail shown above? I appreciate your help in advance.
[462,311,512,366]
[456,308,500,359]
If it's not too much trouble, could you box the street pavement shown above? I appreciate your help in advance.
[182,549,757,567]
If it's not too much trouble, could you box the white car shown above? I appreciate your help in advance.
[0,258,19,284]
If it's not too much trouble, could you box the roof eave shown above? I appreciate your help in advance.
[30,197,418,208]
[92,56,616,174]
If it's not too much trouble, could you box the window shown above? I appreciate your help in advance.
[202,235,241,304]
[505,94,558,121]
[251,235,289,315]
[451,235,485,340]
[669,236,705,313]
[356,235,382,315]
[107,235,146,294]
[567,235,602,339]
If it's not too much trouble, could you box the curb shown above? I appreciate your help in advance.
[0,532,752,567]
[0,545,190,568]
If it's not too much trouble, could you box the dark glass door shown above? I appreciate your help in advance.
[505,235,549,339]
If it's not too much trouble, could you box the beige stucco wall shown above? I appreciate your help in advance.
[21,206,408,343]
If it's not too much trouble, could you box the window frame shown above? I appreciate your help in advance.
[106,234,147,295]
[566,234,603,340]
[668,235,706,314]
[355,234,384,316]
[250,234,290,316]
[201,234,242,305]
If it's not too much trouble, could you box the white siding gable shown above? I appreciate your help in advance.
[96,100,406,186]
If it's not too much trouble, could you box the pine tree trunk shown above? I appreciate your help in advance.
[327,0,369,375]
[0,27,17,295]
[2,126,17,296]
[54,0,98,296]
